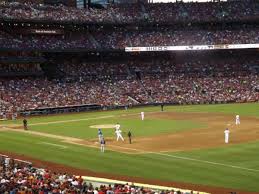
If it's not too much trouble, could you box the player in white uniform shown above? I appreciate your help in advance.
[224,128,230,143]
[115,123,121,131]
[235,115,240,125]
[141,112,144,121]
[115,129,124,141]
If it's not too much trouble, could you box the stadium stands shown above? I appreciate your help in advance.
[1,1,259,23]
[1,28,259,50]
[0,155,198,194]
[0,1,258,115]
[0,56,258,116]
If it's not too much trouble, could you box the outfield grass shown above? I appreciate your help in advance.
[30,118,205,139]
[0,103,259,192]
[164,103,259,117]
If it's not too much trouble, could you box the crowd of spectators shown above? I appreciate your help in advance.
[0,156,85,193]
[0,31,95,50]
[1,1,259,51]
[0,64,42,75]
[1,28,259,50]
[1,0,259,51]
[0,76,147,114]
[144,0,259,23]
[142,74,258,104]
[0,2,114,23]
[0,156,195,194]
[0,58,258,116]
[0,1,258,24]
[58,62,128,78]
[126,29,259,47]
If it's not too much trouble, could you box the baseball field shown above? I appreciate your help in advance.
[0,103,259,194]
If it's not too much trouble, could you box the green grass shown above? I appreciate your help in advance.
[0,103,259,192]
[30,118,204,139]
[164,103,259,117]
[0,131,259,192]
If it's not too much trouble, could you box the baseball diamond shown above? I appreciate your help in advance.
[0,103,259,194]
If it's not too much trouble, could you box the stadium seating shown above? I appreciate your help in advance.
[1,28,259,50]
[0,1,258,23]
[0,58,258,116]
[0,155,194,194]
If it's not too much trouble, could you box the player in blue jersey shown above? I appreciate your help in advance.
[98,128,103,142]
[100,138,105,153]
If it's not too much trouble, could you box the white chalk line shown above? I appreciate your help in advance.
[106,144,259,172]
[9,126,259,172]
[27,111,160,127]
[30,115,115,126]
[9,111,259,172]
[64,139,259,172]
[150,152,259,173]
[58,137,259,173]
[37,142,67,149]
[105,144,259,172]
[89,141,259,173]
[108,144,143,151]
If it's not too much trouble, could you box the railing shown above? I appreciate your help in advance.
[0,153,210,194]
[80,175,210,194]
[0,153,32,171]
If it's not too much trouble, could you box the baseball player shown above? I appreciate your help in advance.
[161,104,164,111]
[23,118,28,130]
[115,123,121,131]
[235,115,240,125]
[115,129,124,141]
[141,112,144,121]
[128,130,132,144]
[224,128,230,143]
[100,138,105,153]
[98,129,103,142]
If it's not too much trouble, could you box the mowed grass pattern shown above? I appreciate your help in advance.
[0,131,259,191]
[30,118,204,139]
[0,103,259,192]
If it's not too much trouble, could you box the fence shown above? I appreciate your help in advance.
[81,175,210,194]
[0,153,32,170]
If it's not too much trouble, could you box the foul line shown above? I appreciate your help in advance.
[96,142,259,173]
[38,142,67,149]
[152,152,259,173]
[26,111,160,127]
[30,115,114,126]
[103,144,259,172]
[8,111,259,173]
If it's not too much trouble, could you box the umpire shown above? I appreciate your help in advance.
[128,130,132,144]
[23,118,28,130]
[161,103,164,111]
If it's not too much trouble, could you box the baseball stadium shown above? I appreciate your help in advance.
[0,0,259,194]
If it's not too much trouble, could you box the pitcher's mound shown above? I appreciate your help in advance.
[90,124,115,129]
